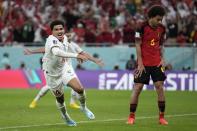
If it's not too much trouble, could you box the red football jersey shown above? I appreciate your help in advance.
[135,22,166,66]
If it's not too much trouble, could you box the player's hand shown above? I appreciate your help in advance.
[24,48,32,55]
[77,54,88,62]
[135,60,145,78]
[157,58,166,68]
[80,52,104,67]
[94,59,104,67]
[77,52,86,64]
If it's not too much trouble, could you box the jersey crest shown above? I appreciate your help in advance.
[53,40,57,44]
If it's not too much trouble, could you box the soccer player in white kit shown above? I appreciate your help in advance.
[27,35,83,109]
[39,20,98,126]
[25,33,103,110]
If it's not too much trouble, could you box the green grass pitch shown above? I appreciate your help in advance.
[0,89,197,131]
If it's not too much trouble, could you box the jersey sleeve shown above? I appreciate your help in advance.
[135,22,146,41]
[47,36,61,51]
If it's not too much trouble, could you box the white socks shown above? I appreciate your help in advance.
[70,89,78,104]
[56,100,70,119]
[34,85,50,101]
[77,91,86,109]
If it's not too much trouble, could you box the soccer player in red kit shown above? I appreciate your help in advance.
[127,5,168,125]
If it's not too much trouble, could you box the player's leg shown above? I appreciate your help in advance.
[69,89,80,109]
[152,66,168,125]
[52,86,77,126]
[63,67,80,109]
[67,78,95,120]
[127,67,150,125]
[29,85,50,108]
[154,81,168,125]
[45,71,76,126]
[127,83,144,124]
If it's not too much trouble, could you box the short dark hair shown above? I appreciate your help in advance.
[50,20,65,30]
[147,5,165,18]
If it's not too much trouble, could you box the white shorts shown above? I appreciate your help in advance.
[62,65,77,85]
[44,65,77,97]
[44,72,64,97]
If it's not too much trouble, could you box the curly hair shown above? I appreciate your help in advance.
[147,5,165,18]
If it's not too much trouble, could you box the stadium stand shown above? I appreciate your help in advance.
[0,0,196,46]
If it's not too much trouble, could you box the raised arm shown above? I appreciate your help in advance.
[69,42,104,67]
[51,47,88,61]
[80,52,104,67]
[24,47,45,55]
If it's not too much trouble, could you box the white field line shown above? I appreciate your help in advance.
[0,113,197,130]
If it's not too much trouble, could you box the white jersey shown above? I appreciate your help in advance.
[43,35,68,76]
[64,41,83,67]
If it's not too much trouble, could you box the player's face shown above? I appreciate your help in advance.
[151,15,163,28]
[65,33,74,42]
[52,25,65,41]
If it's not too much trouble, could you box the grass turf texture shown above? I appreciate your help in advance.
[0,89,197,131]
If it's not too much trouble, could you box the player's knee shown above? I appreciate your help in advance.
[155,85,163,90]
[134,84,143,92]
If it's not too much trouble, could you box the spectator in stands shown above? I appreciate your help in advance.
[72,22,85,44]
[13,25,23,43]
[1,22,13,45]
[113,64,120,70]
[182,66,191,71]
[191,0,197,15]
[76,63,85,70]
[21,18,35,43]
[165,63,173,70]
[87,53,102,70]
[122,17,135,44]
[33,24,43,43]
[0,52,11,70]
[125,54,136,70]
[84,26,96,44]
[176,0,190,19]
[189,25,197,43]
[0,0,196,46]
[62,4,80,31]
[113,27,122,44]
[20,61,26,69]
[176,27,188,46]
[167,19,178,39]
[125,0,137,16]
[115,5,126,27]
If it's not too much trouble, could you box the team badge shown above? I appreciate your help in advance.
[53,40,57,44]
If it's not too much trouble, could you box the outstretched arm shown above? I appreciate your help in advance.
[69,42,104,67]
[51,47,88,61]
[80,52,104,67]
[24,47,45,55]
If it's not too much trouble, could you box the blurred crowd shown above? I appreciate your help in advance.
[0,0,197,46]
